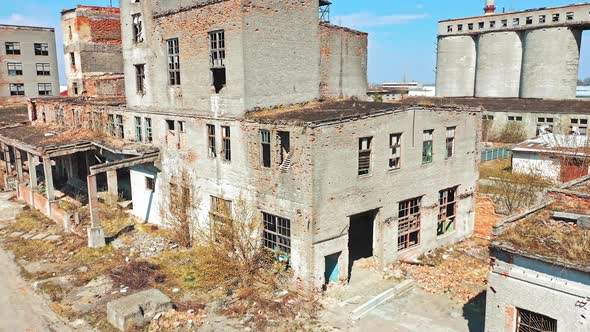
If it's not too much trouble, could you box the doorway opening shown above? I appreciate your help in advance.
[348,210,377,279]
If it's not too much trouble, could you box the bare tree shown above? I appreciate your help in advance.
[160,169,195,248]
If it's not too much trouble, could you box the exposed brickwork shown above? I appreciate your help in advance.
[475,196,501,239]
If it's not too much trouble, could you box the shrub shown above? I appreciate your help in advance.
[498,122,527,143]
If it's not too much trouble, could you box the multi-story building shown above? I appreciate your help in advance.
[0,24,60,102]
[61,6,124,97]
[0,0,481,289]
[486,177,590,331]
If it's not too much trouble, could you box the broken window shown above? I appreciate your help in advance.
[72,82,79,95]
[566,12,574,21]
[263,212,291,255]
[513,18,520,26]
[536,117,554,136]
[457,24,463,31]
[116,115,124,138]
[36,63,50,76]
[277,131,290,167]
[68,26,73,40]
[389,133,402,170]
[516,308,557,332]
[358,137,372,176]
[34,43,49,56]
[145,177,155,191]
[489,20,496,28]
[221,126,231,162]
[38,83,52,96]
[501,19,508,27]
[207,124,217,158]
[132,14,144,43]
[261,129,271,168]
[398,197,421,251]
[56,108,65,125]
[526,16,533,25]
[5,42,20,55]
[135,116,143,142]
[135,64,145,94]
[422,130,434,164]
[166,119,175,132]
[467,23,473,31]
[552,13,560,22]
[73,109,82,128]
[9,84,24,96]
[107,114,116,136]
[210,196,232,238]
[167,38,181,85]
[539,15,546,23]
[209,30,226,94]
[478,22,484,29]
[7,62,22,76]
[446,127,456,159]
[438,187,457,236]
[70,52,76,68]
[145,117,153,143]
[447,25,453,32]
[570,118,588,136]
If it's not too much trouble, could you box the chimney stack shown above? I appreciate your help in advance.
[484,0,496,15]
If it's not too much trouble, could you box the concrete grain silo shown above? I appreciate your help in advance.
[475,32,523,98]
[520,27,582,99]
[436,36,477,97]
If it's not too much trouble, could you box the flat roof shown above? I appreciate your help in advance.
[511,134,590,156]
[439,2,590,23]
[0,105,29,128]
[246,100,479,126]
[0,24,54,32]
[36,96,126,107]
[398,97,590,114]
[493,176,590,272]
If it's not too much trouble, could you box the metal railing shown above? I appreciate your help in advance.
[481,145,514,162]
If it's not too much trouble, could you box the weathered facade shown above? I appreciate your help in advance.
[0,25,60,101]
[61,6,124,97]
[486,178,590,331]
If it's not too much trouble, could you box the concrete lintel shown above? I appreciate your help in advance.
[89,153,159,176]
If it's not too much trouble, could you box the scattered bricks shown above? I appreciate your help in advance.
[107,289,172,331]
[9,231,25,238]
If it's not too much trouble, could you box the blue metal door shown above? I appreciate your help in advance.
[325,252,341,284]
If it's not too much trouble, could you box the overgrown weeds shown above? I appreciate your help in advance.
[109,261,165,290]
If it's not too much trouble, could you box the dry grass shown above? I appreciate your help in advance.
[7,239,58,261]
[498,209,590,266]
[71,245,126,284]
[109,261,165,290]
[479,159,512,179]
[9,208,52,234]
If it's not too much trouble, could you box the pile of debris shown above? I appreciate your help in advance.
[399,239,490,304]
[149,309,207,332]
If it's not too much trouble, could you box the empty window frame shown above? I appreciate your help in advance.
[38,83,52,96]
[36,63,50,76]
[536,117,554,136]
[513,18,520,26]
[145,177,155,191]
[145,117,153,143]
[210,196,232,237]
[467,23,474,31]
[132,14,144,42]
[277,131,290,166]
[566,12,574,21]
[207,124,217,158]
[539,15,546,23]
[135,64,145,94]
[398,197,422,251]
[422,130,434,164]
[262,212,291,254]
[7,62,23,76]
[9,83,24,96]
[107,114,116,136]
[72,82,79,95]
[438,187,457,236]
[135,116,143,142]
[5,42,20,55]
[457,24,463,31]
[508,115,523,122]
[489,20,496,28]
[167,38,181,85]
[73,109,82,128]
[570,118,588,136]
[526,16,533,24]
[34,43,49,56]
[116,115,124,138]
[70,52,76,67]
[446,127,456,159]
[516,308,557,332]
[55,108,65,125]
[501,19,508,27]
[221,126,231,161]
[478,22,484,29]
[447,25,453,32]
[552,13,560,22]
[358,137,372,176]
[389,133,402,170]
[261,129,271,168]
[209,30,226,93]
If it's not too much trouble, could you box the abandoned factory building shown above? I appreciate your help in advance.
[486,176,590,331]
[1,0,481,289]
[62,5,125,97]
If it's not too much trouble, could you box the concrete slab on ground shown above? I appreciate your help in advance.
[107,288,172,331]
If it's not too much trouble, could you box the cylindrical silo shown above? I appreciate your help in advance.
[520,27,582,99]
[475,31,523,98]
[436,35,477,97]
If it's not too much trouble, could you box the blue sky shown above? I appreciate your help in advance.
[1,0,588,85]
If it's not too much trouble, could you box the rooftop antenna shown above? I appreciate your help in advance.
[109,0,113,7]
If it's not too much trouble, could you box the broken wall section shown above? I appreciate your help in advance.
[320,23,368,100]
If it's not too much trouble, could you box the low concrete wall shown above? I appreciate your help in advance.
[18,184,31,205]
[32,192,48,215]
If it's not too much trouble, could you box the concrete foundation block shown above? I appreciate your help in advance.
[106,289,172,331]
[87,227,106,248]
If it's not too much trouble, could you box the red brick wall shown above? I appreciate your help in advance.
[50,202,67,225]
[32,192,48,215]
[475,196,501,239]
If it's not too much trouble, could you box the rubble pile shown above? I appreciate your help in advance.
[149,309,207,332]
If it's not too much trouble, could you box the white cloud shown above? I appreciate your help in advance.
[0,13,47,27]
[333,12,430,28]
